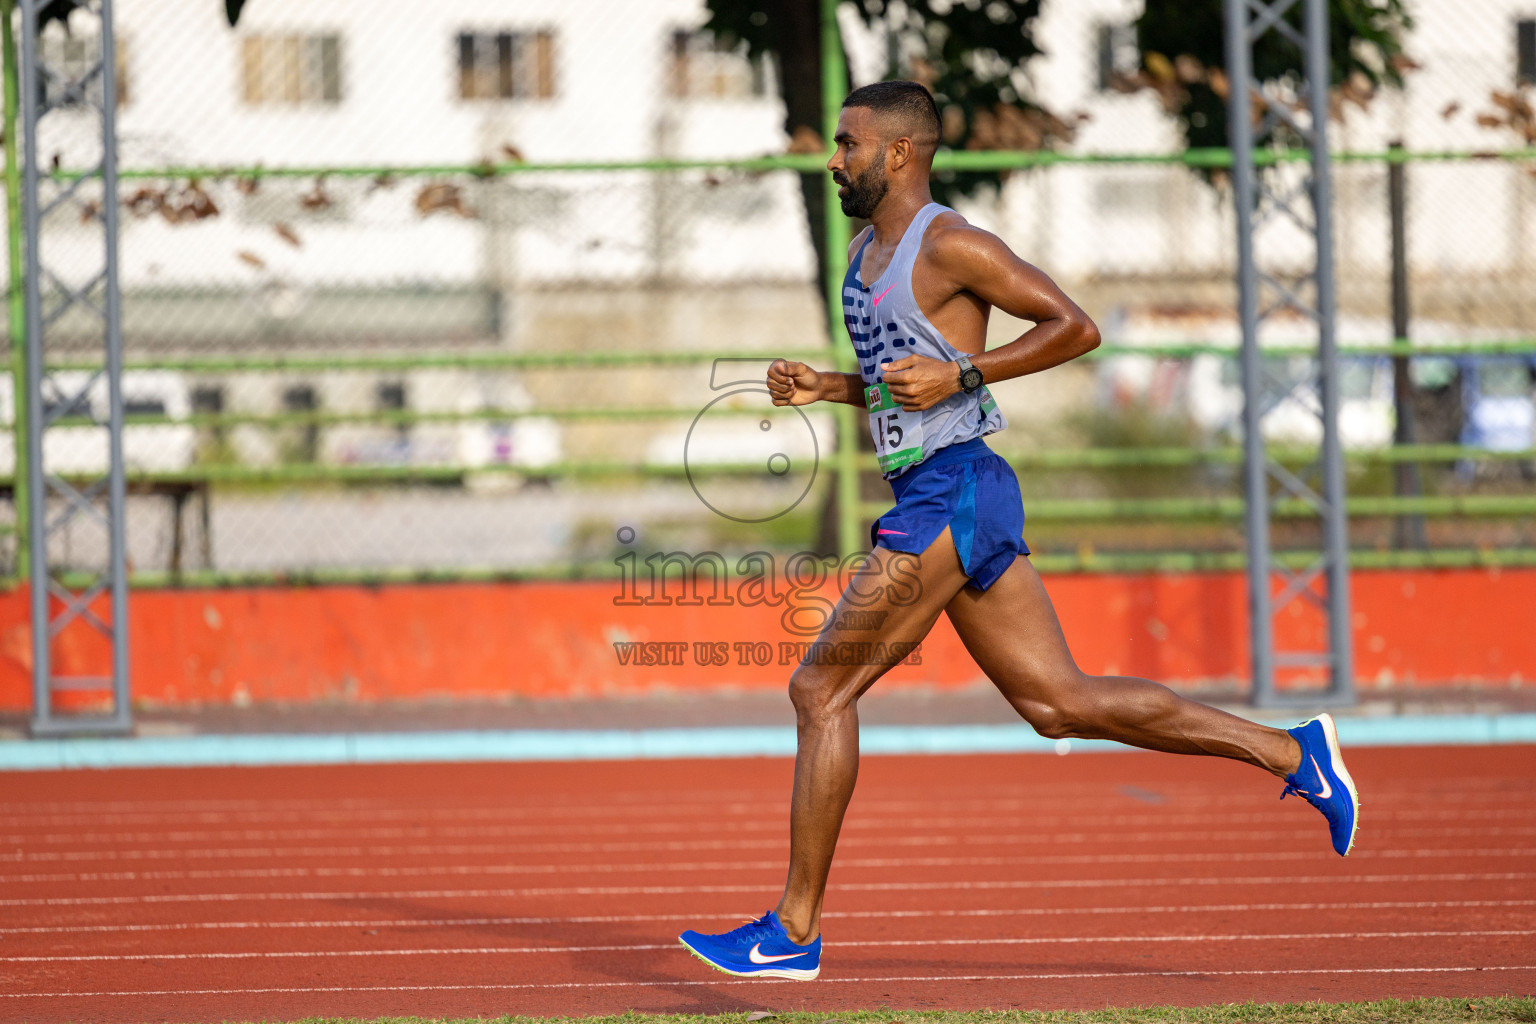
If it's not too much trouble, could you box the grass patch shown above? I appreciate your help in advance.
[265,995,1536,1024]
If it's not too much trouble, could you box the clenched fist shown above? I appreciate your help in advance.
[767,359,823,407]
[881,354,961,411]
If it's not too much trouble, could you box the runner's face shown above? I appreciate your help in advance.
[829,108,890,219]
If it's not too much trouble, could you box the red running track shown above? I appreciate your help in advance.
[1,746,1534,1023]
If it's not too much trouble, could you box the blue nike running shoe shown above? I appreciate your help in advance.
[1282,712,1360,856]
[679,910,821,980]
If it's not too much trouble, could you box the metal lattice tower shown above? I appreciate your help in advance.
[20,0,132,735]
[1224,0,1353,708]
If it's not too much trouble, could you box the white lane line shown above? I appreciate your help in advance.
[6,899,1534,936]
[5,964,1535,998]
[6,788,1526,830]
[7,929,1534,963]
[3,872,1531,908]
[8,825,1530,865]
[5,773,1519,815]
[7,805,1527,847]
[8,847,1533,886]
[0,789,784,816]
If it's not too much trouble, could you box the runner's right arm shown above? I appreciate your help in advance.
[767,360,864,407]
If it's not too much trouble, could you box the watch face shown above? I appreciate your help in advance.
[960,367,983,392]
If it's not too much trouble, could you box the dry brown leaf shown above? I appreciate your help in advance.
[369,173,396,193]
[236,175,261,196]
[415,182,474,218]
[907,56,938,88]
[300,177,331,211]
[273,222,302,248]
[786,125,824,154]
[124,186,162,217]
[184,182,218,220]
[1490,90,1523,114]
[236,250,265,269]
[1475,113,1504,129]
[1207,67,1230,100]
[1440,101,1461,120]
[78,200,100,224]
[1389,54,1422,74]
[1106,70,1144,95]
[500,143,525,163]
[1343,70,1374,108]
[1144,51,1176,86]
[156,181,218,223]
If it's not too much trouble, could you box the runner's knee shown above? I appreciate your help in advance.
[787,664,856,721]
[1006,675,1093,739]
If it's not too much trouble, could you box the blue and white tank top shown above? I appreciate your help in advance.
[841,202,1007,478]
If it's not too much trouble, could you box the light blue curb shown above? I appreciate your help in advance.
[2,713,1533,771]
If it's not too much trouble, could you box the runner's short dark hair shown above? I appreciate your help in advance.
[842,81,941,146]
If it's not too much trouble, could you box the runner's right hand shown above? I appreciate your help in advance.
[767,359,822,406]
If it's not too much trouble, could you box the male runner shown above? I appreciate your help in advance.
[679,81,1359,982]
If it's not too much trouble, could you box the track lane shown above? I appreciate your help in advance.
[1,746,1532,1021]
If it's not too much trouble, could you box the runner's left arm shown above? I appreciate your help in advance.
[882,225,1099,411]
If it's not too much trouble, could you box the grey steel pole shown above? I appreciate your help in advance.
[1225,0,1275,704]
[1388,141,1426,549]
[101,0,130,726]
[18,0,51,726]
[1304,0,1354,701]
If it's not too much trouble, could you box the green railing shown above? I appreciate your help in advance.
[3,0,1534,589]
[5,330,1532,585]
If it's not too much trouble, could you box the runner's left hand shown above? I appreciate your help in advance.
[881,354,961,411]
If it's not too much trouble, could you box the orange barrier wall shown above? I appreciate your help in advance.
[0,567,1530,710]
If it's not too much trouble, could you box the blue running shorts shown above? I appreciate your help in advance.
[869,437,1029,591]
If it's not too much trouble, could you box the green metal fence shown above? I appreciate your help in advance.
[3,0,1535,587]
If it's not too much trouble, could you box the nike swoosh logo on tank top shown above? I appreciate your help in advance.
[838,202,1008,478]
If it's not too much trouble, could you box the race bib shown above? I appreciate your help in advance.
[865,382,925,474]
[979,385,998,419]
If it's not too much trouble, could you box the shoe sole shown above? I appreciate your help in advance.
[678,937,820,980]
[1314,712,1361,856]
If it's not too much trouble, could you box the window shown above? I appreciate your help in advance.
[191,385,226,446]
[281,384,319,463]
[668,29,775,99]
[457,31,555,100]
[376,381,408,439]
[123,397,167,417]
[1096,22,1139,92]
[1519,20,1536,86]
[242,34,342,105]
[39,33,129,108]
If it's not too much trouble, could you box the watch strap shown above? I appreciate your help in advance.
[956,354,983,393]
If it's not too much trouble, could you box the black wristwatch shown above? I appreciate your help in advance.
[956,354,984,394]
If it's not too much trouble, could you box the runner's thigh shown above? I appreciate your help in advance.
[941,554,1084,707]
[791,527,973,705]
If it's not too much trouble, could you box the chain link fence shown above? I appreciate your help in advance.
[3,0,1534,583]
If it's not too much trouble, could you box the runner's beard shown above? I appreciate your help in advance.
[837,161,888,219]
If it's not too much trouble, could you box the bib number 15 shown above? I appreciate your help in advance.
[864,382,924,473]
